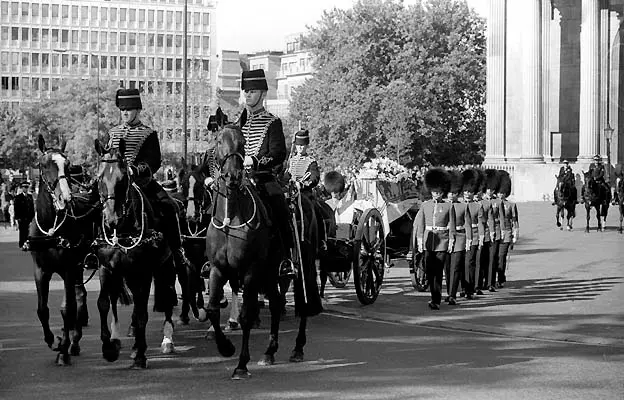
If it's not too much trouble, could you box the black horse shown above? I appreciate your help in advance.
[28,135,100,365]
[582,170,610,233]
[204,123,322,379]
[555,172,577,231]
[614,164,624,234]
[94,138,185,368]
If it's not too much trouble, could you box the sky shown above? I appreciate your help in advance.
[215,0,488,54]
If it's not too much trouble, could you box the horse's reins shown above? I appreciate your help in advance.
[35,150,71,236]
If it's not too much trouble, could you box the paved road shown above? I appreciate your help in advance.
[0,202,623,400]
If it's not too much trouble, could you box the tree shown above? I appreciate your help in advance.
[290,0,486,170]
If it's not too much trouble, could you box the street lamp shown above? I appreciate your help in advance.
[53,49,101,140]
[605,124,614,182]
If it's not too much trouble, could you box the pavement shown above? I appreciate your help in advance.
[320,201,624,348]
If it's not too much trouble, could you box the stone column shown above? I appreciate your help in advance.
[600,0,609,157]
[578,0,601,161]
[542,0,552,161]
[520,0,543,162]
[484,0,506,163]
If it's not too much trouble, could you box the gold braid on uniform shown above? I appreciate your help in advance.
[289,154,314,182]
[242,110,277,160]
[107,123,153,166]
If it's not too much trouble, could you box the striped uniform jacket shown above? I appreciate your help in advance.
[288,153,320,190]
[240,108,286,173]
[105,122,161,177]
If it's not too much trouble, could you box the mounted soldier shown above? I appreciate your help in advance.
[588,154,611,203]
[103,88,191,273]
[238,69,295,277]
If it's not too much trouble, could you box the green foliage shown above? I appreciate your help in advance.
[290,0,486,170]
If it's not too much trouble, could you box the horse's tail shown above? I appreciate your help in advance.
[118,277,133,305]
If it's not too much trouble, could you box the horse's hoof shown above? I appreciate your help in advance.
[217,338,236,358]
[127,325,136,338]
[225,320,240,332]
[51,336,62,352]
[102,339,121,362]
[161,340,175,354]
[231,368,251,380]
[559,226,563,231]
[177,315,190,326]
[130,356,148,369]
[197,308,208,322]
[556,222,561,228]
[205,330,215,341]
[44,332,55,348]
[289,349,304,363]
[55,352,71,366]
[220,297,229,309]
[257,354,275,366]
[70,343,81,356]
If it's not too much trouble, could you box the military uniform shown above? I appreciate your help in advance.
[588,155,612,203]
[239,69,293,270]
[14,182,34,248]
[462,169,484,298]
[496,172,519,287]
[104,88,189,274]
[477,169,499,293]
[446,171,472,304]
[414,169,456,309]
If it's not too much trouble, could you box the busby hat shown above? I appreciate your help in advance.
[498,170,512,197]
[20,181,31,188]
[593,154,602,162]
[461,169,481,193]
[323,171,345,194]
[448,170,463,194]
[424,168,451,194]
[293,130,310,146]
[241,69,268,91]
[483,169,500,192]
[162,180,177,193]
[116,88,142,110]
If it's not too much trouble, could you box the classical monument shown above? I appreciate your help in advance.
[483,0,621,201]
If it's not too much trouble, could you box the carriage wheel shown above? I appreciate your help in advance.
[353,208,386,305]
[327,270,352,288]
[409,251,428,292]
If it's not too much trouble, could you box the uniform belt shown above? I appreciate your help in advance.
[426,226,449,231]
[455,226,465,231]
[471,223,479,228]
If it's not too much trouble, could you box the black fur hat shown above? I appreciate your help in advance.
[116,88,142,110]
[461,169,481,193]
[448,170,463,194]
[324,171,345,194]
[484,169,500,192]
[424,168,451,194]
[498,170,512,196]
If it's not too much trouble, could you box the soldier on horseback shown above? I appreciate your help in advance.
[238,69,295,277]
[103,88,191,273]
[553,160,577,205]
[588,154,611,203]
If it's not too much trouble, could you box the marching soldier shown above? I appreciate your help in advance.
[446,170,472,305]
[414,168,456,310]
[103,88,191,275]
[238,69,294,277]
[496,171,519,287]
[488,171,506,290]
[462,169,484,299]
[478,169,499,293]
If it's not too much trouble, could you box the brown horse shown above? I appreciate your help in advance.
[204,123,321,379]
[28,135,100,365]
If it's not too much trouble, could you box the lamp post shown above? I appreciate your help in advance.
[605,124,614,182]
[182,0,188,167]
[53,49,100,140]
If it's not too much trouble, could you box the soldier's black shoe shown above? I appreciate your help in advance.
[448,297,457,306]
[279,259,296,279]
[466,293,474,300]
[488,285,497,292]
[476,289,484,295]
[428,301,440,310]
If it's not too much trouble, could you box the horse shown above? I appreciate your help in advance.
[28,135,100,365]
[614,164,624,234]
[582,170,610,232]
[94,138,183,368]
[204,123,322,379]
[554,172,576,231]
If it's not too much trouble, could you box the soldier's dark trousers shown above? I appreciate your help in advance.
[18,220,31,248]
[265,192,295,251]
[425,250,446,305]
[144,180,183,250]
[487,240,500,288]
[476,241,489,290]
[464,244,478,295]
[497,242,511,285]
[448,251,465,298]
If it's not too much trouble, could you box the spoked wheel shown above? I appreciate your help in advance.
[409,251,428,292]
[353,208,386,305]
[327,270,352,288]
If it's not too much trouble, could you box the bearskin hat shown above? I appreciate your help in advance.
[497,170,512,196]
[424,168,451,194]
[323,171,345,194]
[448,170,463,194]
[461,169,481,193]
[483,169,500,192]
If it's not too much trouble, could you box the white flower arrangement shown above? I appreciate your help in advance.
[359,157,411,183]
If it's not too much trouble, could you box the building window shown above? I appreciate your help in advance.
[138,9,145,23]
[22,2,28,17]
[31,28,38,42]
[110,32,117,46]
[175,34,182,49]
[11,76,19,90]
[11,27,18,41]
[41,78,49,91]
[1,77,8,90]
[166,58,172,71]
[62,5,69,19]
[110,7,116,22]
[61,54,69,69]
[21,27,28,42]
[166,34,172,50]
[81,6,87,20]
[71,30,78,46]
[91,31,97,47]
[120,8,126,22]
[31,3,38,17]
[129,80,135,89]
[193,12,200,25]
[51,29,59,45]
[51,4,58,18]
[11,1,18,16]
[148,9,154,27]
[1,2,8,18]
[71,54,78,69]
[157,34,163,47]
[120,56,126,70]
[100,7,107,22]
[147,57,154,70]
[91,6,97,20]
[32,77,39,91]
[157,10,164,27]
[139,57,145,71]
[21,52,28,67]
[176,11,182,26]
[31,52,38,66]
[79,30,86,45]
[101,55,107,70]
[110,56,117,70]
[41,28,48,43]
[202,36,209,51]
[41,53,49,68]
[129,32,136,47]
[129,57,136,70]
[175,58,181,71]
[148,33,154,47]
[129,8,136,22]
[51,53,59,68]
[42,3,48,17]
[120,32,127,46]
[100,31,107,45]
[202,60,209,72]
[202,12,209,27]
[71,5,78,19]
[193,36,200,49]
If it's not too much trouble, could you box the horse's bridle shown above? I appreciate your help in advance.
[98,157,130,204]
[218,151,245,171]
[39,150,69,198]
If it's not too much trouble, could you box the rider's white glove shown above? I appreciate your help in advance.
[243,156,254,168]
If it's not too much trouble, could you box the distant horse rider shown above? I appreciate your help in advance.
[238,69,295,277]
[553,160,576,205]
[103,88,191,276]
[588,154,611,204]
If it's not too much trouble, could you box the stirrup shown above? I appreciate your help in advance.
[279,259,297,278]
[200,262,211,279]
